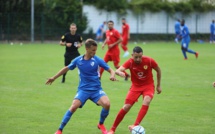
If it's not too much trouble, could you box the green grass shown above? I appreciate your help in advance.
[0,41,215,134]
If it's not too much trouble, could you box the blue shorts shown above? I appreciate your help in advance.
[96,32,102,37]
[181,39,190,48]
[74,90,107,108]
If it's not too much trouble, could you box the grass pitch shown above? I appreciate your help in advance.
[0,41,215,134]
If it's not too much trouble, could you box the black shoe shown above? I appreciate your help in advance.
[125,75,130,81]
[61,78,65,83]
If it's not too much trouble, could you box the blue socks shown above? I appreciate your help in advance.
[99,108,109,124]
[59,110,73,131]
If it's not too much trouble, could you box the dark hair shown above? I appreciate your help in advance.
[108,20,114,24]
[181,19,185,23]
[85,39,97,48]
[122,18,126,20]
[133,46,143,53]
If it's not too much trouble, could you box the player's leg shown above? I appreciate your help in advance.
[62,56,70,83]
[210,32,213,43]
[56,99,82,133]
[185,41,199,58]
[93,90,110,134]
[181,40,188,59]
[121,38,129,57]
[133,86,154,126]
[55,90,88,133]
[109,90,141,133]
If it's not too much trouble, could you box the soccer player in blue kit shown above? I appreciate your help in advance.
[46,39,117,134]
[96,21,106,43]
[180,19,198,60]
[174,19,181,43]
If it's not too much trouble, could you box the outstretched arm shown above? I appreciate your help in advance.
[154,66,162,94]
[46,67,69,85]
[106,68,117,81]
[115,66,126,78]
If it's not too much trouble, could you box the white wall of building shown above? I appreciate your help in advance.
[83,5,215,34]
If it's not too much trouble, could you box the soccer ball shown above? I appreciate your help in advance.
[131,125,145,134]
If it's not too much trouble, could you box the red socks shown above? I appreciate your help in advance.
[134,105,149,125]
[111,109,127,132]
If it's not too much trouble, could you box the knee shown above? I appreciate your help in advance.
[181,46,187,51]
[103,101,110,110]
[123,104,132,112]
[143,97,152,106]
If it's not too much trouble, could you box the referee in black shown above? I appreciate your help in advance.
[60,23,83,83]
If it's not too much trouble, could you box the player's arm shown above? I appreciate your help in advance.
[102,39,107,50]
[106,68,117,81]
[46,67,69,85]
[109,36,122,49]
[153,66,162,94]
[115,66,126,78]
[60,41,66,46]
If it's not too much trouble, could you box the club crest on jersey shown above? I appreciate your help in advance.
[110,32,113,35]
[91,62,95,66]
[143,65,148,70]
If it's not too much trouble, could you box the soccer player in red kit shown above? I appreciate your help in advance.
[108,46,162,134]
[100,20,129,80]
[121,18,130,58]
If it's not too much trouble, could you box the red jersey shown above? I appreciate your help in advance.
[122,23,129,38]
[123,56,158,87]
[106,28,121,54]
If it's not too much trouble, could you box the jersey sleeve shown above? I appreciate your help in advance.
[150,58,158,68]
[114,30,121,39]
[122,59,131,69]
[96,56,110,70]
[61,34,66,42]
[68,57,78,70]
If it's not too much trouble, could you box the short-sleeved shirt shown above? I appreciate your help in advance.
[68,55,110,91]
[181,25,190,42]
[122,23,129,39]
[61,32,83,53]
[105,28,121,54]
[122,56,158,88]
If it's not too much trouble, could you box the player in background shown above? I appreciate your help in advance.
[174,19,181,43]
[210,20,215,43]
[46,39,116,134]
[107,46,162,134]
[60,23,83,83]
[100,20,130,80]
[96,21,106,43]
[180,19,198,60]
[121,18,130,57]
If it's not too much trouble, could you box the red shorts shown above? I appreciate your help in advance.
[104,53,120,67]
[125,84,155,105]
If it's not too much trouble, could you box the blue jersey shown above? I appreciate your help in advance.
[96,24,104,34]
[175,21,181,34]
[68,55,110,91]
[210,23,215,33]
[181,24,190,42]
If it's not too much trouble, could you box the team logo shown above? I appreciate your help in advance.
[137,72,143,77]
[61,35,65,39]
[110,32,113,35]
[91,62,95,66]
[143,65,148,70]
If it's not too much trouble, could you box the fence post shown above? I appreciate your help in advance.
[41,13,44,43]
[166,13,169,41]
[7,13,10,43]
